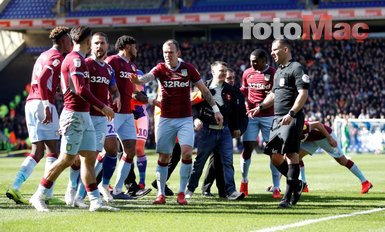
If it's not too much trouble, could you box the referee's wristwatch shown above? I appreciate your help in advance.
[288,110,296,118]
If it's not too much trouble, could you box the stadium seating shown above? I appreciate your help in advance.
[66,0,168,17]
[0,0,57,19]
[319,0,385,9]
[180,0,304,13]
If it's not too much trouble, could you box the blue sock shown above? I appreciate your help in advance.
[136,155,147,186]
[240,155,251,183]
[69,167,80,189]
[156,164,168,196]
[271,160,281,189]
[87,189,99,202]
[12,156,37,190]
[349,163,366,182]
[44,156,57,198]
[113,159,131,194]
[102,155,117,186]
[76,181,87,200]
[179,161,192,193]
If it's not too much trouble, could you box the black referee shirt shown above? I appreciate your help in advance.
[272,60,309,116]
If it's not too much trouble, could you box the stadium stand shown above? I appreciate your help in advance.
[180,0,304,13]
[0,0,57,19]
[66,0,168,17]
[318,0,385,9]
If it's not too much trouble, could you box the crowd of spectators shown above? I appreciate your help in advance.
[1,38,384,150]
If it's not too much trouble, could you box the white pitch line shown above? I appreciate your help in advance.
[252,208,385,232]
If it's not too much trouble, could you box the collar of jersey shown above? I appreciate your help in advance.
[253,64,270,74]
[165,60,181,71]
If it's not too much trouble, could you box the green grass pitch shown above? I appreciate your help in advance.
[1,151,384,231]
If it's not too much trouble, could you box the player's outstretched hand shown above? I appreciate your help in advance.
[102,106,115,121]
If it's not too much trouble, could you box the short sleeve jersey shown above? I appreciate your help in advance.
[61,51,104,112]
[272,61,309,115]
[27,48,63,104]
[86,57,115,116]
[240,65,275,117]
[301,121,332,142]
[151,61,201,118]
[105,54,135,114]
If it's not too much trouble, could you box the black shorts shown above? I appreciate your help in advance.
[264,112,304,155]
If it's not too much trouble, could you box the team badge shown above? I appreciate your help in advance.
[181,69,188,77]
[131,64,137,72]
[264,74,270,81]
[66,144,72,151]
[73,58,81,68]
[279,77,285,87]
[53,59,60,67]
[302,74,310,83]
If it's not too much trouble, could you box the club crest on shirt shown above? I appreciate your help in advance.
[264,74,270,81]
[131,64,137,72]
[279,77,285,87]
[73,58,81,68]
[181,69,188,77]
[66,144,72,151]
[53,59,60,67]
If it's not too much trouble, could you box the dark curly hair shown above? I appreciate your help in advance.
[49,26,70,44]
[115,35,136,51]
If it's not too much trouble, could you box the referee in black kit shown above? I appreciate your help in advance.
[247,39,309,208]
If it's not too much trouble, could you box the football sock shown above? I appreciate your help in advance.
[137,155,147,186]
[85,183,99,202]
[69,164,80,189]
[179,159,192,193]
[240,154,251,183]
[113,157,132,194]
[102,154,117,186]
[45,153,58,198]
[284,164,300,202]
[75,181,86,200]
[37,178,53,196]
[12,156,37,190]
[156,161,168,196]
[270,160,281,188]
[346,160,366,182]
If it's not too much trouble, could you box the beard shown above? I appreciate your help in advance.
[96,51,105,59]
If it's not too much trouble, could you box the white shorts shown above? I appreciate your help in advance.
[156,116,194,154]
[91,115,108,152]
[135,115,149,141]
[113,113,136,141]
[25,100,59,143]
[59,109,96,155]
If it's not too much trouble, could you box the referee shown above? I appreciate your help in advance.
[247,39,309,208]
